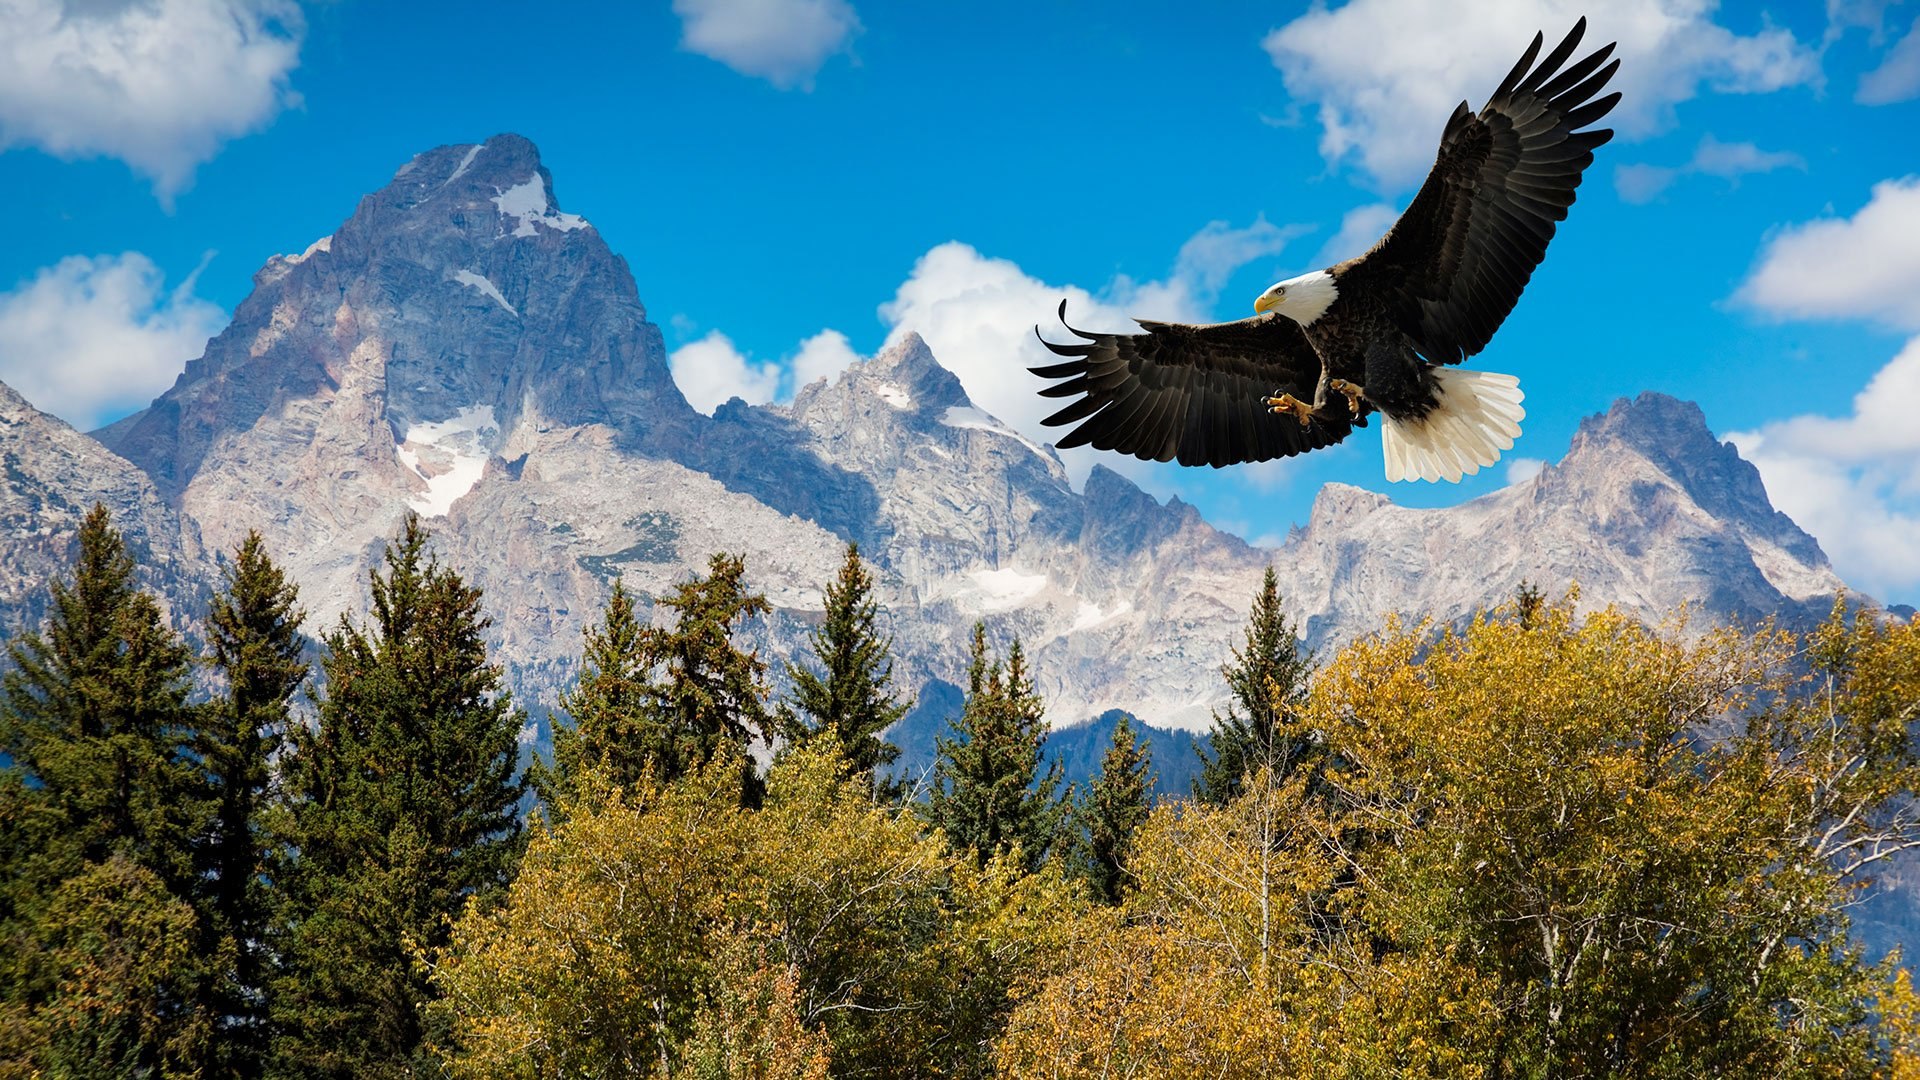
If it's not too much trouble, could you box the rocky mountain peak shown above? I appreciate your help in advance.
[1560,391,1825,568]
[855,331,971,413]
[99,133,696,503]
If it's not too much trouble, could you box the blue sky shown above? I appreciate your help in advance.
[3,0,1919,605]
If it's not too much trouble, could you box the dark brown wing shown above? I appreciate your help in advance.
[1030,301,1352,468]
[1346,17,1620,364]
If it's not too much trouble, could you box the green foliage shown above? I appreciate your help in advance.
[0,504,201,888]
[434,741,1089,1079]
[198,530,306,1077]
[30,855,212,1078]
[0,505,209,1074]
[541,554,774,811]
[924,624,1065,873]
[1071,714,1153,905]
[1192,567,1313,806]
[536,579,652,809]
[782,542,910,791]
[272,515,526,1078]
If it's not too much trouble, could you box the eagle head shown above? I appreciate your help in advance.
[1254,270,1338,326]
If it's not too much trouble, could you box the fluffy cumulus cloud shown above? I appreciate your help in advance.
[0,0,304,201]
[876,216,1307,486]
[1731,179,1920,602]
[1736,176,1920,330]
[1729,338,1920,601]
[668,331,784,414]
[1505,456,1547,485]
[1614,134,1806,203]
[1857,16,1920,103]
[1311,202,1400,266]
[789,328,861,390]
[672,0,860,90]
[1263,0,1821,189]
[0,252,226,430]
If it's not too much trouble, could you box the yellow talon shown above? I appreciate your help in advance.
[1264,393,1313,426]
[1329,379,1366,417]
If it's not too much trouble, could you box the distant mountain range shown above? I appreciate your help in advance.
[0,133,1872,757]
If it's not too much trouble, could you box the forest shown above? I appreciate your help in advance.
[4,505,1920,1079]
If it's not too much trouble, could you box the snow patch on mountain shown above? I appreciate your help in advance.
[395,405,499,517]
[447,143,484,185]
[454,270,516,315]
[942,406,1049,458]
[965,566,1051,613]
[493,176,589,238]
[283,236,330,264]
[873,382,913,410]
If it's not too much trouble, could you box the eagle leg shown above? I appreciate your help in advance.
[1329,378,1367,418]
[1264,392,1313,426]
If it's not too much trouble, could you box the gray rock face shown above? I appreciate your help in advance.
[0,382,198,635]
[1265,392,1848,650]
[0,134,1856,740]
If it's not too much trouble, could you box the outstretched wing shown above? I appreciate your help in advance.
[1030,302,1351,468]
[1347,17,1620,364]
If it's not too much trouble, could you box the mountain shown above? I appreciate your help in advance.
[0,134,1857,748]
[0,381,200,635]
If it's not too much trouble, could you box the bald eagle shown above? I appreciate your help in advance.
[1032,19,1619,482]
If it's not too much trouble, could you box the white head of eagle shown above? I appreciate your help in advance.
[1254,271,1338,327]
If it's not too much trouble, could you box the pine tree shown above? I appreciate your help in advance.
[538,555,775,813]
[784,542,910,788]
[198,531,305,1077]
[535,578,653,810]
[1193,567,1313,806]
[640,552,775,804]
[1073,714,1154,905]
[925,624,1064,872]
[271,515,525,1078]
[0,504,208,1072]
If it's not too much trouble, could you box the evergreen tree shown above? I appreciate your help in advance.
[538,555,775,813]
[924,624,1063,872]
[271,515,525,1078]
[1073,714,1154,905]
[638,552,775,805]
[198,531,306,1077]
[0,504,208,1072]
[783,542,910,788]
[535,578,653,810]
[1193,567,1313,806]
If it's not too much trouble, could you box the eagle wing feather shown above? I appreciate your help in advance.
[1346,17,1620,365]
[1029,303,1350,468]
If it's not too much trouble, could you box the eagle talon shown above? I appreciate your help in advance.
[1264,392,1313,426]
[1329,378,1367,417]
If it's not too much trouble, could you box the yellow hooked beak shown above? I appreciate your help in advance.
[1254,293,1278,315]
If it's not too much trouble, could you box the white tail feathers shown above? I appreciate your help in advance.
[1380,369,1525,483]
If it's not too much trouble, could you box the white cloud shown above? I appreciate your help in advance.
[1858,16,1920,103]
[1736,176,1920,329]
[1614,134,1805,203]
[669,330,783,414]
[0,252,226,430]
[672,0,859,90]
[1310,202,1400,266]
[1262,0,1821,189]
[1505,456,1547,484]
[670,326,860,412]
[789,328,860,390]
[0,0,304,202]
[1728,337,1920,602]
[1826,0,1901,43]
[876,216,1308,489]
